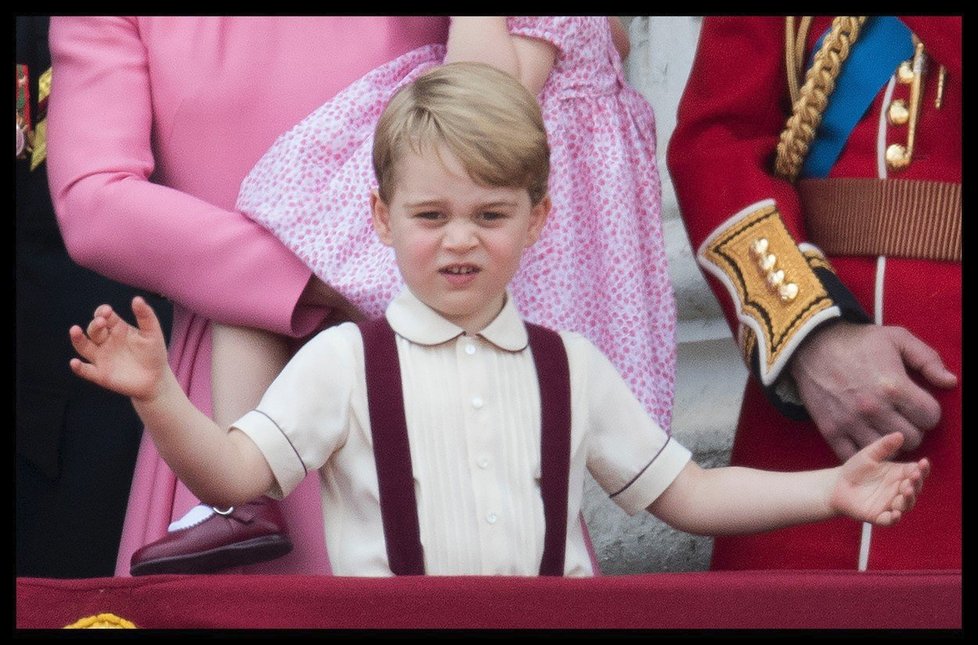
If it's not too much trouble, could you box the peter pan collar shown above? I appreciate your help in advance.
[385,288,529,352]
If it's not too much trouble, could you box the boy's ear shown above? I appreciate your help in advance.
[370,189,394,247]
[525,194,552,247]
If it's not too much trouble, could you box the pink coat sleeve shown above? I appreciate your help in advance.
[46,17,326,337]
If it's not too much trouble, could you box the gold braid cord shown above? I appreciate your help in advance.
[775,16,867,181]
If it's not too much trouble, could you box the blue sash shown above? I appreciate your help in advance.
[801,17,914,178]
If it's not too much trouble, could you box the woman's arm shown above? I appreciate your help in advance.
[46,17,326,336]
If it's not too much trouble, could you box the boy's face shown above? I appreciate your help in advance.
[372,146,550,333]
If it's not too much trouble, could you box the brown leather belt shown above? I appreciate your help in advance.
[798,178,961,262]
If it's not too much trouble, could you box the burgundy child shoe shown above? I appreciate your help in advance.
[129,497,292,576]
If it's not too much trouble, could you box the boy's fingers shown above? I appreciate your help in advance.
[863,431,904,463]
[85,316,103,338]
[918,458,931,479]
[89,305,122,334]
[69,357,100,384]
[93,303,112,318]
[101,305,124,327]
[899,483,917,513]
[131,296,162,336]
[69,325,95,359]
[912,465,927,495]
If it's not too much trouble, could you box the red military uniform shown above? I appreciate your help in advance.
[668,17,960,570]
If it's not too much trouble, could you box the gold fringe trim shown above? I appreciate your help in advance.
[64,613,137,629]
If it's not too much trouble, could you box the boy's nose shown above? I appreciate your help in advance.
[443,222,478,250]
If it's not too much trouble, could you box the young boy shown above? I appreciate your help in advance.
[69,62,929,577]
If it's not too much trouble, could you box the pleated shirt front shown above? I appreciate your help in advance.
[234,288,690,576]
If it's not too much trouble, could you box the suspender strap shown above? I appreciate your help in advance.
[359,318,425,575]
[358,318,571,576]
[525,323,572,576]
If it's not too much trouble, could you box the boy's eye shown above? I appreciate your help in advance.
[415,211,443,221]
[479,211,507,222]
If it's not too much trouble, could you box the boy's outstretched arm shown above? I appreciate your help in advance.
[648,432,929,536]
[69,297,274,508]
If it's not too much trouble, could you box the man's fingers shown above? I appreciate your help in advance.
[876,509,901,527]
[892,382,942,435]
[874,408,925,452]
[827,433,859,461]
[891,491,909,513]
[845,422,892,454]
[895,328,957,389]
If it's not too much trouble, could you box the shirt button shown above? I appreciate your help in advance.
[471,396,484,409]
[465,343,477,355]
[477,456,490,469]
[486,512,498,525]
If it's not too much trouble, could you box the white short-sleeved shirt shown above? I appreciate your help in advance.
[233,289,690,576]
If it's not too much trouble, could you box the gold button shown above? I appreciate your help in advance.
[779,283,799,302]
[767,269,785,288]
[897,60,915,84]
[750,238,769,258]
[887,99,909,125]
[885,143,910,171]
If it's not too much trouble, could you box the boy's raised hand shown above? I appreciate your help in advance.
[830,432,930,526]
[69,296,169,402]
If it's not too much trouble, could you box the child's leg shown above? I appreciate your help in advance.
[211,323,292,430]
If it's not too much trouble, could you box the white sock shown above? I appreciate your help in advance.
[167,504,216,532]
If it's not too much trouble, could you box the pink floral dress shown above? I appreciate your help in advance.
[237,16,675,428]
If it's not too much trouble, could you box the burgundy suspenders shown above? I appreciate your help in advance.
[526,322,571,576]
[359,317,424,575]
[358,317,571,576]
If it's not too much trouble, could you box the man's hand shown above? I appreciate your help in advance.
[69,296,170,402]
[790,321,957,461]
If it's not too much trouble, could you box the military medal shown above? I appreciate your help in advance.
[31,67,50,170]
[16,64,32,159]
[15,64,49,169]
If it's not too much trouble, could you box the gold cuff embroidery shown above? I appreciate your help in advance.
[698,201,838,384]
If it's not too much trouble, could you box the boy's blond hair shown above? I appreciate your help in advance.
[373,62,550,205]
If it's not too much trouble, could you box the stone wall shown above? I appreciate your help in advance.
[581,16,749,574]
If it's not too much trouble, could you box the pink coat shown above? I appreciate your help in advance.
[47,16,449,576]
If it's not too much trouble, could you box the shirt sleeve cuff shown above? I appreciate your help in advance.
[232,409,308,499]
[611,439,692,516]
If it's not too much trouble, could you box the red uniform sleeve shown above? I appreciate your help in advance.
[668,17,807,270]
[667,17,871,416]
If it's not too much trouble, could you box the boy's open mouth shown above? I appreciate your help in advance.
[440,264,480,275]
